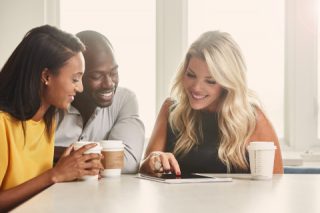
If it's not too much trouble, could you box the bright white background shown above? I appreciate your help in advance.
[60,0,284,139]
[0,0,319,152]
[60,0,156,136]
[188,0,284,138]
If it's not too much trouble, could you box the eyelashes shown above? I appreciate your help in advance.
[186,72,195,78]
[88,72,118,81]
[206,80,216,84]
[72,79,80,83]
[185,72,216,85]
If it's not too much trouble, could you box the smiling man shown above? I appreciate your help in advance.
[55,31,145,173]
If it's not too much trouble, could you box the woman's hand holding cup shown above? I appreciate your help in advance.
[51,142,103,182]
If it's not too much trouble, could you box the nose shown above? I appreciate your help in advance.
[191,79,202,91]
[101,75,114,89]
[75,81,83,93]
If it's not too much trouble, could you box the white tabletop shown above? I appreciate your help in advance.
[12,174,320,213]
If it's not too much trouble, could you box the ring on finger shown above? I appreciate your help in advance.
[151,152,163,172]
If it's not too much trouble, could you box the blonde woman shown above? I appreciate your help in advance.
[139,31,283,175]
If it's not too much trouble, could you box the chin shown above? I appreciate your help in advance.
[191,106,204,111]
[191,102,210,110]
[189,101,203,109]
[96,101,113,108]
[56,102,70,110]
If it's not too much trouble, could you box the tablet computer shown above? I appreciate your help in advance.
[137,173,232,184]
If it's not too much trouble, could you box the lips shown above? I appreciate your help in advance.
[98,91,113,98]
[191,92,207,100]
[69,95,75,102]
[96,89,114,102]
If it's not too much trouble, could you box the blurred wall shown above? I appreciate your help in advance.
[0,0,59,68]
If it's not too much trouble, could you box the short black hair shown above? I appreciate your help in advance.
[76,30,113,51]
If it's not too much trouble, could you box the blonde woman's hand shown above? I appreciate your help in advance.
[140,151,181,176]
[50,143,104,183]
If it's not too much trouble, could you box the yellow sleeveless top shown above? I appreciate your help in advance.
[0,112,54,190]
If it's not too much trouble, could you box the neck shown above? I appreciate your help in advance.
[206,99,223,113]
[72,93,96,125]
[32,104,49,121]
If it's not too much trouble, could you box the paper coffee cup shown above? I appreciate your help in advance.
[100,140,124,177]
[73,141,102,181]
[247,142,276,180]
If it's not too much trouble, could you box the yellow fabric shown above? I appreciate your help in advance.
[0,112,54,190]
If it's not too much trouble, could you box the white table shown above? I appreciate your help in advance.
[12,174,320,213]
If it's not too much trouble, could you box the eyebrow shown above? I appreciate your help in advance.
[111,65,119,71]
[73,72,83,76]
[187,67,213,79]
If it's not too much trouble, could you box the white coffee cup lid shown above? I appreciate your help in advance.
[74,141,102,151]
[247,141,276,150]
[100,140,124,149]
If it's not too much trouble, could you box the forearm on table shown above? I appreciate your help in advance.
[0,169,55,211]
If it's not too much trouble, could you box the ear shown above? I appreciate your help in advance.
[41,68,50,85]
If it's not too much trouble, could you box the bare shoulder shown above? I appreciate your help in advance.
[159,98,175,116]
[153,97,175,130]
[251,108,284,173]
[144,98,174,156]
[250,108,277,141]
[163,98,175,109]
[255,108,269,122]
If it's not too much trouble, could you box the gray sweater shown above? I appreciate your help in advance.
[55,87,145,173]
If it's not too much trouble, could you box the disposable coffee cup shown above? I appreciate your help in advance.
[73,141,102,181]
[247,142,276,180]
[100,140,125,177]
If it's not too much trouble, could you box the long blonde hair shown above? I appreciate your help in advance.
[169,31,259,172]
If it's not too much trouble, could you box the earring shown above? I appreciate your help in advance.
[45,81,48,85]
